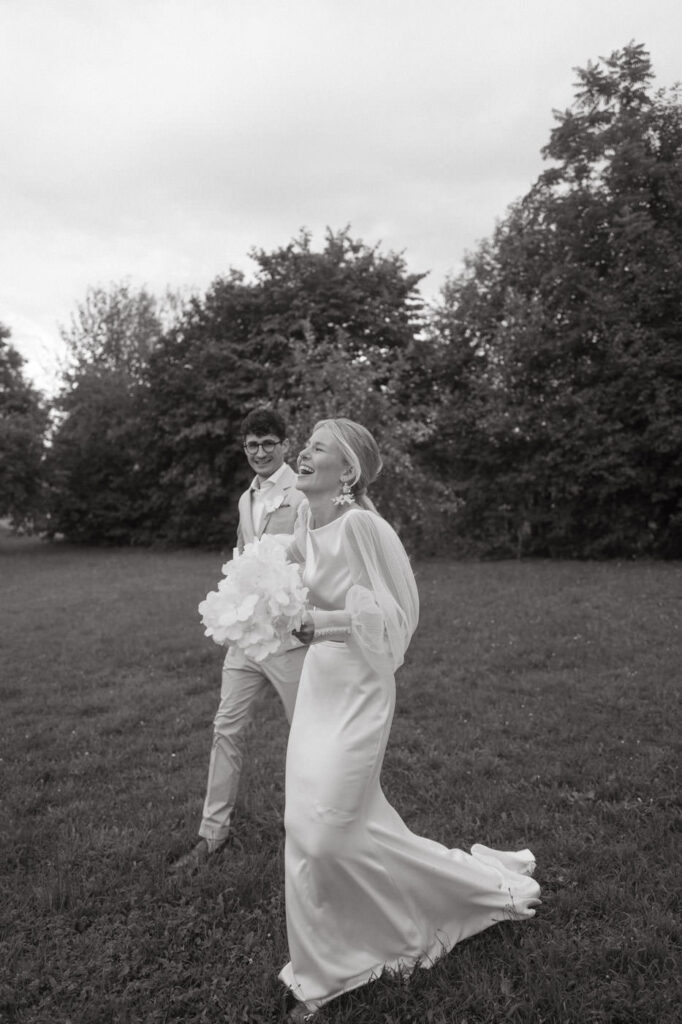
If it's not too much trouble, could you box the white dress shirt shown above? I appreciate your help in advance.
[250,462,288,534]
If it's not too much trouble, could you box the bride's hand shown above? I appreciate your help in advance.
[292,611,315,645]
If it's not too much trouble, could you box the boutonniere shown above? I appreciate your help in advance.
[263,493,286,515]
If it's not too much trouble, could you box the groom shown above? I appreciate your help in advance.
[172,408,307,872]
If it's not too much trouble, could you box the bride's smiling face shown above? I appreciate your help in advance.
[296,426,352,497]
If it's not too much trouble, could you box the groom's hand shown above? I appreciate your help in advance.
[292,611,315,645]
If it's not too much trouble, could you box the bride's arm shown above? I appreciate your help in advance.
[293,608,350,644]
[279,499,309,564]
[299,512,418,666]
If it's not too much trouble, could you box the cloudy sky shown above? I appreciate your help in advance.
[2,0,681,393]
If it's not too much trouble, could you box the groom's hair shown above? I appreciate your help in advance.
[241,408,287,440]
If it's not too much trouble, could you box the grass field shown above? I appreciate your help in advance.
[1,536,680,1023]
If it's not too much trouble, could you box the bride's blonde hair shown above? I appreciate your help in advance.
[313,418,382,512]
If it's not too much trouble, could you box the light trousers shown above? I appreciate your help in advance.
[198,644,307,843]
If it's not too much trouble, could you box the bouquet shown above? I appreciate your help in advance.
[198,534,308,662]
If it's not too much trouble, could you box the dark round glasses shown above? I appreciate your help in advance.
[243,439,282,455]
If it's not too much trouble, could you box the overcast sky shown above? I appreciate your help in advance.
[2,0,681,393]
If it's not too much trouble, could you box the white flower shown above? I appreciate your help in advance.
[198,534,308,661]
[263,493,285,515]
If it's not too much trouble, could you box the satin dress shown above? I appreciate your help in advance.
[279,508,540,1010]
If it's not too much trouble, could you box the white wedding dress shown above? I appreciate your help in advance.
[279,507,540,1010]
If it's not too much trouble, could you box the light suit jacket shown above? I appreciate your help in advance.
[235,462,305,553]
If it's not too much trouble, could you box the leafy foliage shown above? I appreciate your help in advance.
[46,367,151,542]
[46,285,166,543]
[143,229,444,550]
[43,48,682,558]
[0,324,48,530]
[266,325,454,554]
[141,270,269,545]
[60,282,165,380]
[250,227,426,356]
[434,43,682,557]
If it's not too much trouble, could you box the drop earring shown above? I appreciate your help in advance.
[332,480,355,506]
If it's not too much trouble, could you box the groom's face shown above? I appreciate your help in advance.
[243,433,288,481]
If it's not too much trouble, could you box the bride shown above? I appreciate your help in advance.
[280,418,540,1020]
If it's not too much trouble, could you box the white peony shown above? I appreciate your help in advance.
[198,534,308,661]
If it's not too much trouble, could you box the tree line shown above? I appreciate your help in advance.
[2,44,681,557]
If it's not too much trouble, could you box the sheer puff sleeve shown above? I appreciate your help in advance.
[311,511,419,674]
[282,500,309,564]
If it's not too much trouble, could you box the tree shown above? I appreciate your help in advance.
[46,284,169,542]
[250,227,426,357]
[144,229,442,548]
[434,43,682,557]
[60,282,164,380]
[46,367,152,542]
[264,324,453,553]
[0,324,48,530]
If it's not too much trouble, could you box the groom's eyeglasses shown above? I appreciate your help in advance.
[243,439,282,455]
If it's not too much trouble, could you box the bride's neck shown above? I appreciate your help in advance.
[307,494,346,530]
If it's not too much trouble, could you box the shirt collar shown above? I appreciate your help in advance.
[251,461,288,492]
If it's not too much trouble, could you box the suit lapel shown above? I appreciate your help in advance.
[258,464,298,537]
[238,488,256,546]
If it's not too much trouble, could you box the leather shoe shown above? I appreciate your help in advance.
[288,1004,317,1022]
[169,838,227,874]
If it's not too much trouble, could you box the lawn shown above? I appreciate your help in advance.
[1,536,680,1023]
